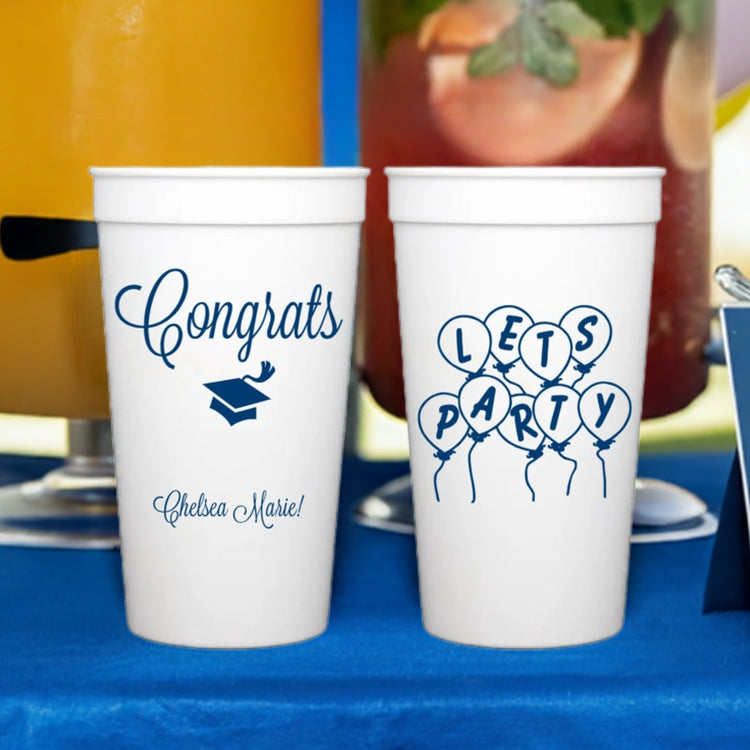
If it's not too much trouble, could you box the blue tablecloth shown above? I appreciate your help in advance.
[0,451,748,748]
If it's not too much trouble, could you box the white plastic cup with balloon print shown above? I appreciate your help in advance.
[92,167,368,648]
[389,167,664,649]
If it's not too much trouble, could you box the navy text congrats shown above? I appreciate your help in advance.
[114,268,343,368]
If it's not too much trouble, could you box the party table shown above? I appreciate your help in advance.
[0,450,748,748]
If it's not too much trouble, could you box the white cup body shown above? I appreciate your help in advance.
[388,167,664,649]
[92,167,367,648]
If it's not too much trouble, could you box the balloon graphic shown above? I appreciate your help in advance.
[533,384,581,496]
[533,385,581,446]
[497,394,542,451]
[578,381,632,498]
[519,322,572,386]
[458,375,510,503]
[559,306,612,384]
[458,375,511,437]
[485,305,534,371]
[498,394,545,501]
[438,315,491,376]
[418,392,468,502]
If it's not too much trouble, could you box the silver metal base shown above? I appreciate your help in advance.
[0,419,119,549]
[352,474,719,543]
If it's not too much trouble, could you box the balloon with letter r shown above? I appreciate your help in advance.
[519,322,572,387]
[533,384,581,496]
[498,394,545,501]
[458,374,510,503]
[578,381,632,498]
[484,305,534,376]
[438,315,491,376]
[559,306,612,384]
[418,392,468,502]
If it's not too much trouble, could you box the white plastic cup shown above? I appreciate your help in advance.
[92,166,368,648]
[388,167,664,648]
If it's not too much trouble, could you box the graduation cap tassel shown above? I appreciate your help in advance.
[243,360,276,384]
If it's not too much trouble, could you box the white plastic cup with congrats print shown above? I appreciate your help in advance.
[388,167,664,649]
[92,167,368,648]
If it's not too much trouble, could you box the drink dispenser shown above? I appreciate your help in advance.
[0,1,321,546]
[360,0,716,422]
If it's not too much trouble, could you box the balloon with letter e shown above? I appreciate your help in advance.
[485,305,534,370]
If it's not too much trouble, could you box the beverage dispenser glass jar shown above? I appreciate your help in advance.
[360,0,714,420]
[0,1,321,418]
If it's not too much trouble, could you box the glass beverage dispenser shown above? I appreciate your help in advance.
[360,0,715,422]
[0,0,321,546]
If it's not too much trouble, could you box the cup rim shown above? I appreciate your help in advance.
[385,166,666,179]
[90,166,370,179]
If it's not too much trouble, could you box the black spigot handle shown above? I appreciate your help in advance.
[0,216,98,260]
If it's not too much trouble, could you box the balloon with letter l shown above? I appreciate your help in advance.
[438,315,491,375]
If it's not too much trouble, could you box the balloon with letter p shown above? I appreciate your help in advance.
[418,392,468,502]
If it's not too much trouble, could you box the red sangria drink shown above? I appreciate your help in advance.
[361,0,714,420]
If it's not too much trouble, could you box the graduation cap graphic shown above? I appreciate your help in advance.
[203,361,275,426]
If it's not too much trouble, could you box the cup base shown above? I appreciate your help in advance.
[125,621,329,650]
[422,619,624,650]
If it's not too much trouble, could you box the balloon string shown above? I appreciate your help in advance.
[492,362,523,393]
[465,368,485,381]
[433,460,446,503]
[467,440,479,504]
[492,361,514,375]
[595,447,608,499]
[503,374,525,394]
[571,362,594,388]
[559,451,578,496]
[524,441,545,502]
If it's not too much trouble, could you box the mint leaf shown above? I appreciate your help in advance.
[538,1,605,40]
[468,26,520,78]
[627,0,670,33]
[567,0,633,37]
[521,13,579,87]
[672,0,711,35]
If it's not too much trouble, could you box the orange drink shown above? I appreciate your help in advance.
[0,1,321,417]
